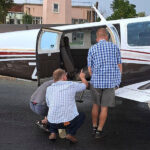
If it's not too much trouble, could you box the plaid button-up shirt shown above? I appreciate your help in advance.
[46,81,86,124]
[87,40,122,88]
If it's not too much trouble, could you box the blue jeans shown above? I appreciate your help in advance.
[30,102,48,116]
[49,112,85,136]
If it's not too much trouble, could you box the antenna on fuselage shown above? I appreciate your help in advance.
[92,4,106,22]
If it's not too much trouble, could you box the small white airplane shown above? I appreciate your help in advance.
[0,6,150,107]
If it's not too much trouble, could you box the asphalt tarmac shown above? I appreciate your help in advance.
[0,78,150,150]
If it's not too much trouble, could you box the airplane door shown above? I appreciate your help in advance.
[106,24,120,48]
[36,28,62,85]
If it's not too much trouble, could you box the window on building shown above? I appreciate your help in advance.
[17,19,21,24]
[6,12,23,24]
[32,17,42,24]
[53,3,59,13]
[79,19,84,24]
[127,21,150,46]
[72,19,78,24]
[26,7,30,15]
[10,19,14,24]
[72,19,87,24]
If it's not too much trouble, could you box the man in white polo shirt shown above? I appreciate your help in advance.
[46,68,88,143]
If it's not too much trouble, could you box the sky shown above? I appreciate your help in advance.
[14,0,150,17]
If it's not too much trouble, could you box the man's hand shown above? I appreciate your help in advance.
[79,69,85,79]
[79,69,88,88]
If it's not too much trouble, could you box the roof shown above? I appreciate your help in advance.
[22,3,42,6]
[72,6,91,9]
[9,4,23,12]
[14,0,43,5]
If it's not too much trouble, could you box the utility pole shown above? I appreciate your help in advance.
[90,1,98,22]
[95,2,98,21]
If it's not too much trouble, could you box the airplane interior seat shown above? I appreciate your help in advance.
[63,36,75,65]
[60,36,90,80]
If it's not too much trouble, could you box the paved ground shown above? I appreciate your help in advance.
[0,78,150,150]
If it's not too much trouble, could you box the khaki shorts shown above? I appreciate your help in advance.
[90,84,115,107]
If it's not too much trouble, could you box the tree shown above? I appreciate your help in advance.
[0,0,14,24]
[107,0,137,20]
[137,12,145,17]
[22,13,33,24]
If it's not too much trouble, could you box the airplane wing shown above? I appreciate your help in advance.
[115,80,150,108]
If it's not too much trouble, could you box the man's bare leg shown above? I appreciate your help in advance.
[92,104,99,127]
[97,106,108,131]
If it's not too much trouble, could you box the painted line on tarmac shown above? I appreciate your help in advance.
[0,75,32,82]
[0,75,17,80]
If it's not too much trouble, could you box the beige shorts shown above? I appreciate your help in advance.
[90,84,115,107]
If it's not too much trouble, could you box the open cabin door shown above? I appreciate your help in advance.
[36,28,62,85]
[106,24,120,48]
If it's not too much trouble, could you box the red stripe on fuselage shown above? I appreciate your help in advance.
[122,57,150,62]
[0,52,35,55]
[121,49,150,55]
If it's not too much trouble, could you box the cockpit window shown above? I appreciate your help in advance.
[127,21,150,46]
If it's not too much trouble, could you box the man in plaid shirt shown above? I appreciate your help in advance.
[88,28,122,138]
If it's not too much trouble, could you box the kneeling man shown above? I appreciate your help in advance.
[46,68,88,143]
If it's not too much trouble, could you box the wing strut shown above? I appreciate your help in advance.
[92,5,106,22]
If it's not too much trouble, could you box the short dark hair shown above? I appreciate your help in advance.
[53,68,66,81]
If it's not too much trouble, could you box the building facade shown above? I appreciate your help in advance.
[43,0,72,24]
[6,4,24,24]
[23,3,43,24]
[7,0,96,24]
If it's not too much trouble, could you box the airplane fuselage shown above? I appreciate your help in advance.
[0,16,150,85]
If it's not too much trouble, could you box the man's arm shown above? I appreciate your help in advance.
[30,80,53,103]
[87,48,92,76]
[79,70,88,88]
[88,66,92,76]
[118,64,122,74]
[116,46,122,74]
[45,88,50,107]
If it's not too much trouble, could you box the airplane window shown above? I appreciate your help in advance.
[69,32,84,46]
[66,31,92,49]
[127,21,150,46]
[40,32,57,51]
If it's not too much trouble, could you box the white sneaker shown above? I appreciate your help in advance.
[58,129,66,139]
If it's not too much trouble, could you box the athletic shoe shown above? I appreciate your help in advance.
[95,130,105,139]
[92,127,97,135]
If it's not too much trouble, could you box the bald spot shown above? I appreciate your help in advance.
[96,28,107,38]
